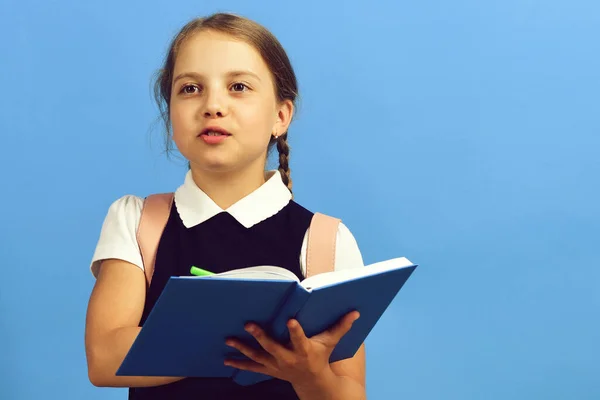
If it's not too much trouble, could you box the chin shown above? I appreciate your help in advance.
[190,156,237,173]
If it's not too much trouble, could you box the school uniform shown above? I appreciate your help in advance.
[90,170,364,399]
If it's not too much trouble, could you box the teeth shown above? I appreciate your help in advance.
[207,131,224,136]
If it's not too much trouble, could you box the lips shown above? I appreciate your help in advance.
[199,127,231,137]
[198,126,231,145]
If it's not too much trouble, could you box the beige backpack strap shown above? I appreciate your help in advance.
[136,193,174,286]
[306,212,341,277]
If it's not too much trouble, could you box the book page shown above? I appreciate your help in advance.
[208,265,299,282]
[300,257,414,290]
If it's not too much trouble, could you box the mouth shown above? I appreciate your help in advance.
[198,127,232,137]
[198,127,232,144]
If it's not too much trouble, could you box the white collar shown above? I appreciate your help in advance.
[173,170,292,229]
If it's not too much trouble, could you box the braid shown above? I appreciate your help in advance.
[276,132,292,194]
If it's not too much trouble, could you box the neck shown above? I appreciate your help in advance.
[189,164,267,209]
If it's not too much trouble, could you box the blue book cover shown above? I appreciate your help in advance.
[117,257,417,385]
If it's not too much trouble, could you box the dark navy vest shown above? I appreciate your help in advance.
[129,199,314,400]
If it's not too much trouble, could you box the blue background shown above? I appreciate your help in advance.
[1,0,598,398]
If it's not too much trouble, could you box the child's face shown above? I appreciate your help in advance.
[170,30,292,175]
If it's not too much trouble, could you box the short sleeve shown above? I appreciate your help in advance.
[299,222,365,278]
[90,195,145,277]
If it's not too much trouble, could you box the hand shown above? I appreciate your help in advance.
[224,311,360,386]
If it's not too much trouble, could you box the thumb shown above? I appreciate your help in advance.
[315,311,360,347]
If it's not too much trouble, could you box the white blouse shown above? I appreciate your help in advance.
[90,170,365,278]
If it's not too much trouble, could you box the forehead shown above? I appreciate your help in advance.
[174,30,269,77]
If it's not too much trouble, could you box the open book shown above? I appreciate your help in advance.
[117,257,417,385]
[186,256,413,288]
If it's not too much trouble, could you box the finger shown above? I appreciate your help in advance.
[287,319,310,355]
[245,323,291,360]
[318,311,360,345]
[224,358,269,376]
[226,338,273,368]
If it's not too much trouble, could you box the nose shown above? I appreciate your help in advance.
[202,87,228,118]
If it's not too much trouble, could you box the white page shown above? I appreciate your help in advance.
[207,265,299,281]
[300,257,414,290]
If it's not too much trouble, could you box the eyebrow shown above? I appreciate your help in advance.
[173,70,262,84]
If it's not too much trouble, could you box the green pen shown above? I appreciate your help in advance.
[190,266,215,277]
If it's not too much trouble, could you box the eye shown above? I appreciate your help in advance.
[230,82,249,92]
[180,84,200,94]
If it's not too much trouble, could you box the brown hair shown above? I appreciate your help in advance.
[153,13,298,193]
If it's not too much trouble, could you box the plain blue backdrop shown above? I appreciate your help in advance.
[1,0,598,398]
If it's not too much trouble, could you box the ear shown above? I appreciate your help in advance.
[273,99,294,135]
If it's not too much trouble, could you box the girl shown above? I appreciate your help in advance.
[85,13,367,400]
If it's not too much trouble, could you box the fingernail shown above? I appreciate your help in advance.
[245,324,255,333]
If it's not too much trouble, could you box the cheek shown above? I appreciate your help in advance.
[170,105,185,131]
[237,102,276,136]
[170,105,194,143]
